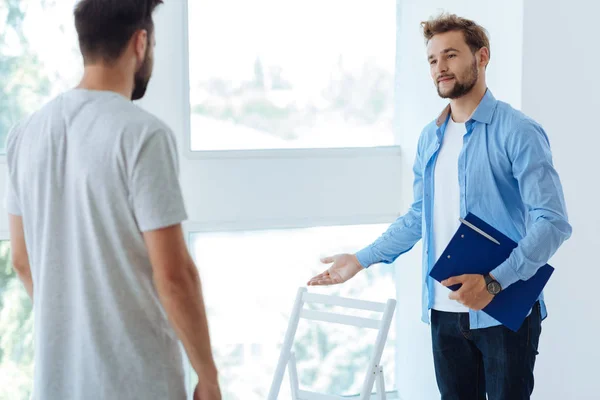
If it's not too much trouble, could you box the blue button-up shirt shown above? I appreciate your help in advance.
[356,89,572,329]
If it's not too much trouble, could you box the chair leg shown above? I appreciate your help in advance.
[288,352,300,400]
[359,299,395,400]
[376,366,386,400]
[268,288,306,400]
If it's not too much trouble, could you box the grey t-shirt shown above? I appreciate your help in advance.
[5,89,188,400]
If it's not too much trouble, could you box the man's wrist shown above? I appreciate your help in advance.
[196,360,218,381]
[351,254,365,269]
[490,261,520,290]
[484,273,502,295]
[354,247,375,268]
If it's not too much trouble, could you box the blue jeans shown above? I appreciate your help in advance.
[430,302,542,400]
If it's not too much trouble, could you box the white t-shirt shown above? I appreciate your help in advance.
[431,117,469,313]
[5,89,189,400]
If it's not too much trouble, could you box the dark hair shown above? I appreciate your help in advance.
[74,0,163,64]
[421,13,490,60]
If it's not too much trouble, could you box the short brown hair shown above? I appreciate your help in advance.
[74,0,164,64]
[421,13,490,59]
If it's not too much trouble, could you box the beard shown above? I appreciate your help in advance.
[131,47,153,101]
[437,58,478,99]
[132,72,149,101]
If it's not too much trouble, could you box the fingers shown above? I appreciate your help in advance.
[307,270,340,286]
[448,288,469,307]
[448,290,460,301]
[320,255,336,264]
[313,270,329,280]
[442,274,465,287]
[447,281,475,304]
[307,255,344,286]
[307,270,329,286]
[307,270,328,285]
[308,277,335,286]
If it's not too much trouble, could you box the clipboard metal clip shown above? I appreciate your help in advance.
[459,218,501,245]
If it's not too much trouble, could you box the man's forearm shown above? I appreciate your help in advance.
[355,208,423,268]
[490,213,572,289]
[154,264,217,378]
[14,264,33,301]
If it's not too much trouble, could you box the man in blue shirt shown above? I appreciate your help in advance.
[308,13,571,400]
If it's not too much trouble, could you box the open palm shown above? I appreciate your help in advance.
[307,253,364,286]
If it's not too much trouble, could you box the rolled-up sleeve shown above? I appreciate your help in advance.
[355,142,424,268]
[491,119,572,289]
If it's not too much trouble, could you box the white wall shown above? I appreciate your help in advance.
[392,1,524,399]
[394,1,600,399]
[521,1,600,399]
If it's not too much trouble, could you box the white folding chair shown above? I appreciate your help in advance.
[268,287,396,400]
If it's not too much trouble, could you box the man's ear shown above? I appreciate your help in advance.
[133,29,148,68]
[478,47,490,69]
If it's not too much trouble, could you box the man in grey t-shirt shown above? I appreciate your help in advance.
[5,1,221,399]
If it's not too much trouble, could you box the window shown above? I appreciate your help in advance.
[0,241,33,400]
[187,0,396,151]
[186,225,396,399]
[0,0,81,152]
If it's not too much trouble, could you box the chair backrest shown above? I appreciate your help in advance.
[268,287,396,400]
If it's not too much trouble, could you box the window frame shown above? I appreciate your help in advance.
[180,0,402,160]
[178,2,405,396]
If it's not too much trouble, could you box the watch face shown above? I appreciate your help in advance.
[488,281,502,295]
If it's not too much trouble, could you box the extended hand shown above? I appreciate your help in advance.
[193,366,221,400]
[307,254,364,286]
[442,274,494,311]
[193,381,221,400]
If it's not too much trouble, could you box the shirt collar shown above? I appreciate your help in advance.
[435,88,498,127]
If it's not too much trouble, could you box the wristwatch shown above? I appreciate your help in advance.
[484,273,502,295]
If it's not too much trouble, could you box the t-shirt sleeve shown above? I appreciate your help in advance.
[4,177,22,216]
[4,123,22,216]
[129,128,188,232]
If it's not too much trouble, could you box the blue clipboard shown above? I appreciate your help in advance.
[429,213,553,332]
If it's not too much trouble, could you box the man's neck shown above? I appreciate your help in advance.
[449,82,487,123]
[77,64,133,100]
